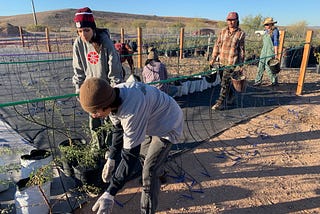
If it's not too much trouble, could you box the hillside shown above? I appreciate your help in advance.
[0,9,218,33]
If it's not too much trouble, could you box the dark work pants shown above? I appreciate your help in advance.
[107,136,172,214]
[89,117,106,150]
[108,123,124,162]
[216,68,234,105]
[140,136,172,214]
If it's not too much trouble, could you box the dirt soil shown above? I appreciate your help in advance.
[74,68,320,214]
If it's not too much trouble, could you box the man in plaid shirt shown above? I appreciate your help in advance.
[210,12,245,110]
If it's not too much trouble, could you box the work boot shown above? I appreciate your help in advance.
[211,102,224,111]
[271,82,278,86]
[267,82,278,87]
[253,81,261,86]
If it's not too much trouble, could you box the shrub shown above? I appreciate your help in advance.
[26,24,47,32]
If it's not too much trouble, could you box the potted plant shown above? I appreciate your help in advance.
[58,120,113,192]
[58,138,86,177]
[0,159,10,193]
[0,144,30,193]
[20,149,52,179]
[15,163,53,214]
[59,140,105,188]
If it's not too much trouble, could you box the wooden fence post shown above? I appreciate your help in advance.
[206,36,212,61]
[296,30,313,95]
[179,28,184,60]
[19,26,25,47]
[137,27,143,69]
[45,27,51,52]
[120,28,125,43]
[278,30,285,63]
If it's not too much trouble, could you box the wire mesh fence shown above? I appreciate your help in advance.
[0,29,320,213]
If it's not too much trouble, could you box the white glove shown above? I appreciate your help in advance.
[102,158,115,183]
[104,150,110,160]
[92,191,114,214]
[75,89,80,102]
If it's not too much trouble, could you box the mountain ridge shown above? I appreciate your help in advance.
[0,8,218,30]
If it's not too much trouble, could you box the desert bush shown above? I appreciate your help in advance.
[26,24,47,32]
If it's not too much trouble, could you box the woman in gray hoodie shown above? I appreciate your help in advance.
[72,7,124,150]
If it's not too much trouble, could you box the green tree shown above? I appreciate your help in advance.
[286,21,308,38]
[241,14,264,32]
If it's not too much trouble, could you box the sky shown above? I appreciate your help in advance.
[1,0,319,26]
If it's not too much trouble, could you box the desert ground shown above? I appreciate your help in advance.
[74,68,320,213]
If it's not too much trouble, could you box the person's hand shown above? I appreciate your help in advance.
[239,66,244,73]
[104,150,110,160]
[102,158,115,183]
[92,191,114,214]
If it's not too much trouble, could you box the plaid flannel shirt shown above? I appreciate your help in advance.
[212,27,245,66]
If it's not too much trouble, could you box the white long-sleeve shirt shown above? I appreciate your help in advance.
[110,82,184,149]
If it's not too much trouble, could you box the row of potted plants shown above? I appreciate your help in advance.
[0,120,114,213]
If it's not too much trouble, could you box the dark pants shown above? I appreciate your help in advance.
[108,123,124,161]
[216,68,234,105]
[89,117,107,150]
[90,117,119,150]
[107,136,172,214]
[140,136,172,214]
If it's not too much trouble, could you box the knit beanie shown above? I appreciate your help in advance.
[147,47,159,60]
[74,7,96,29]
[79,77,116,113]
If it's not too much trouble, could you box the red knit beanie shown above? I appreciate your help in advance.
[79,77,116,113]
[74,7,96,29]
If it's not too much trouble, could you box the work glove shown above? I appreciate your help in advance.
[92,191,114,214]
[102,158,115,183]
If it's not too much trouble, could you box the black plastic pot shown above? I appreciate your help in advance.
[21,149,51,161]
[72,160,106,188]
[205,72,217,83]
[58,138,86,177]
[16,177,30,191]
[268,58,281,74]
